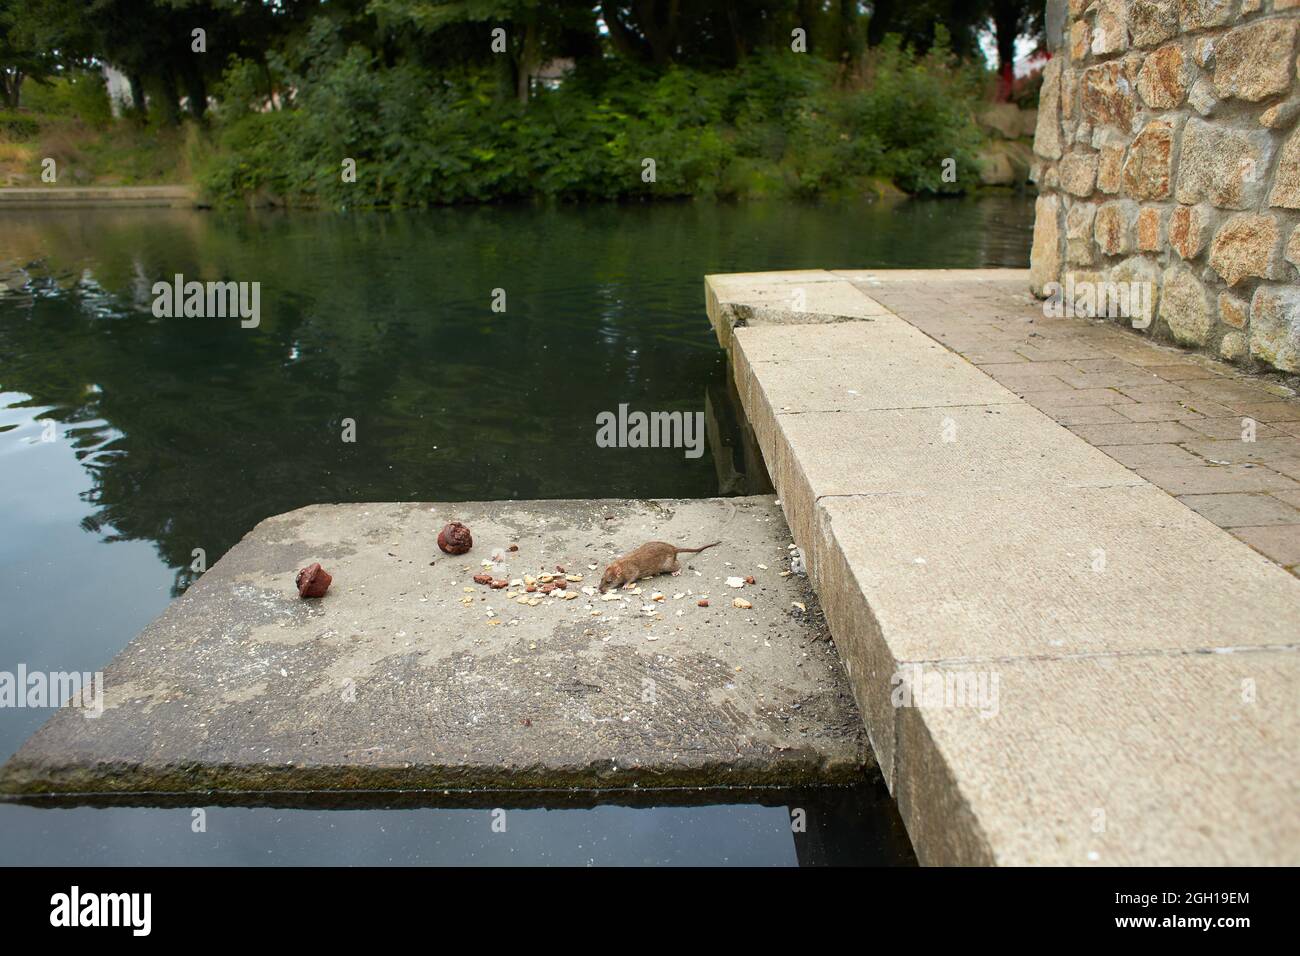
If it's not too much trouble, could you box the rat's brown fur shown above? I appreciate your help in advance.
[599,541,721,592]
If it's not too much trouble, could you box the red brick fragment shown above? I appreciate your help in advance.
[295,563,332,598]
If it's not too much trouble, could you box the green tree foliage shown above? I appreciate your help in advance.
[200,23,986,207]
[10,0,1021,201]
[368,0,600,102]
[18,71,114,126]
[1,0,63,108]
[8,0,317,122]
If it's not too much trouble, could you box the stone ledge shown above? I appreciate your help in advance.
[704,269,893,349]
[0,186,197,208]
[706,269,1300,865]
[0,497,869,798]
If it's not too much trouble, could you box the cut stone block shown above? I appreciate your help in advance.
[733,320,1019,413]
[898,650,1300,865]
[705,271,892,349]
[811,484,1300,781]
[817,483,1298,659]
[0,497,869,797]
[775,404,1144,495]
[705,269,1300,865]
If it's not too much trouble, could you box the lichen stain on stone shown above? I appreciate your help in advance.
[222,680,269,705]
[99,679,179,715]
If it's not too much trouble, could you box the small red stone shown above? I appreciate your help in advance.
[539,583,557,594]
[508,544,519,552]
[745,575,756,585]
[437,522,473,555]
[555,565,565,573]
[697,599,709,608]
[472,572,493,585]
[553,578,567,589]
[295,563,332,598]
[490,579,508,589]
[525,584,537,593]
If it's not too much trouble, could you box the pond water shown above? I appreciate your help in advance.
[0,196,1032,865]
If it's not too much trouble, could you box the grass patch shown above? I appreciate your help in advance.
[0,73,191,187]
[0,113,191,187]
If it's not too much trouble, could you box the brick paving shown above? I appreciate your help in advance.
[849,270,1300,577]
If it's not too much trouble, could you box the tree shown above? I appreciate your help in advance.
[369,0,599,103]
[599,1,795,68]
[12,0,284,121]
[0,0,65,108]
[601,1,681,66]
[986,0,1043,101]
[865,0,985,60]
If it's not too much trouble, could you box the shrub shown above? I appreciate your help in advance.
[197,26,989,207]
[20,72,113,128]
[0,110,40,138]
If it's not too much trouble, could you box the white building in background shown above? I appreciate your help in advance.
[101,64,134,117]
[531,58,575,92]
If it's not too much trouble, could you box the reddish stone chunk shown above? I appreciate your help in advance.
[295,563,332,598]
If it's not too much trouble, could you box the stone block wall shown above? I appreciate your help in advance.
[1029,0,1300,373]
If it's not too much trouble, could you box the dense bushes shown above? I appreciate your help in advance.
[18,73,114,128]
[0,109,39,137]
[199,27,988,208]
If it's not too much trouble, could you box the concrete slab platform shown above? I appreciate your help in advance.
[705,270,893,349]
[820,485,1298,660]
[831,268,1033,286]
[814,486,1300,785]
[733,320,1019,412]
[765,403,1143,495]
[898,650,1300,865]
[0,497,869,798]
[705,270,1300,865]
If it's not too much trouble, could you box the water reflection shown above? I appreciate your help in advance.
[0,199,1032,599]
[1,780,916,866]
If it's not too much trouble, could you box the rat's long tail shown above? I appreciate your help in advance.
[676,541,721,554]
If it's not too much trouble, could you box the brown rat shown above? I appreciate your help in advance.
[599,541,721,592]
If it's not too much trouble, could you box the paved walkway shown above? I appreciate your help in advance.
[706,268,1300,865]
[857,270,1300,574]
